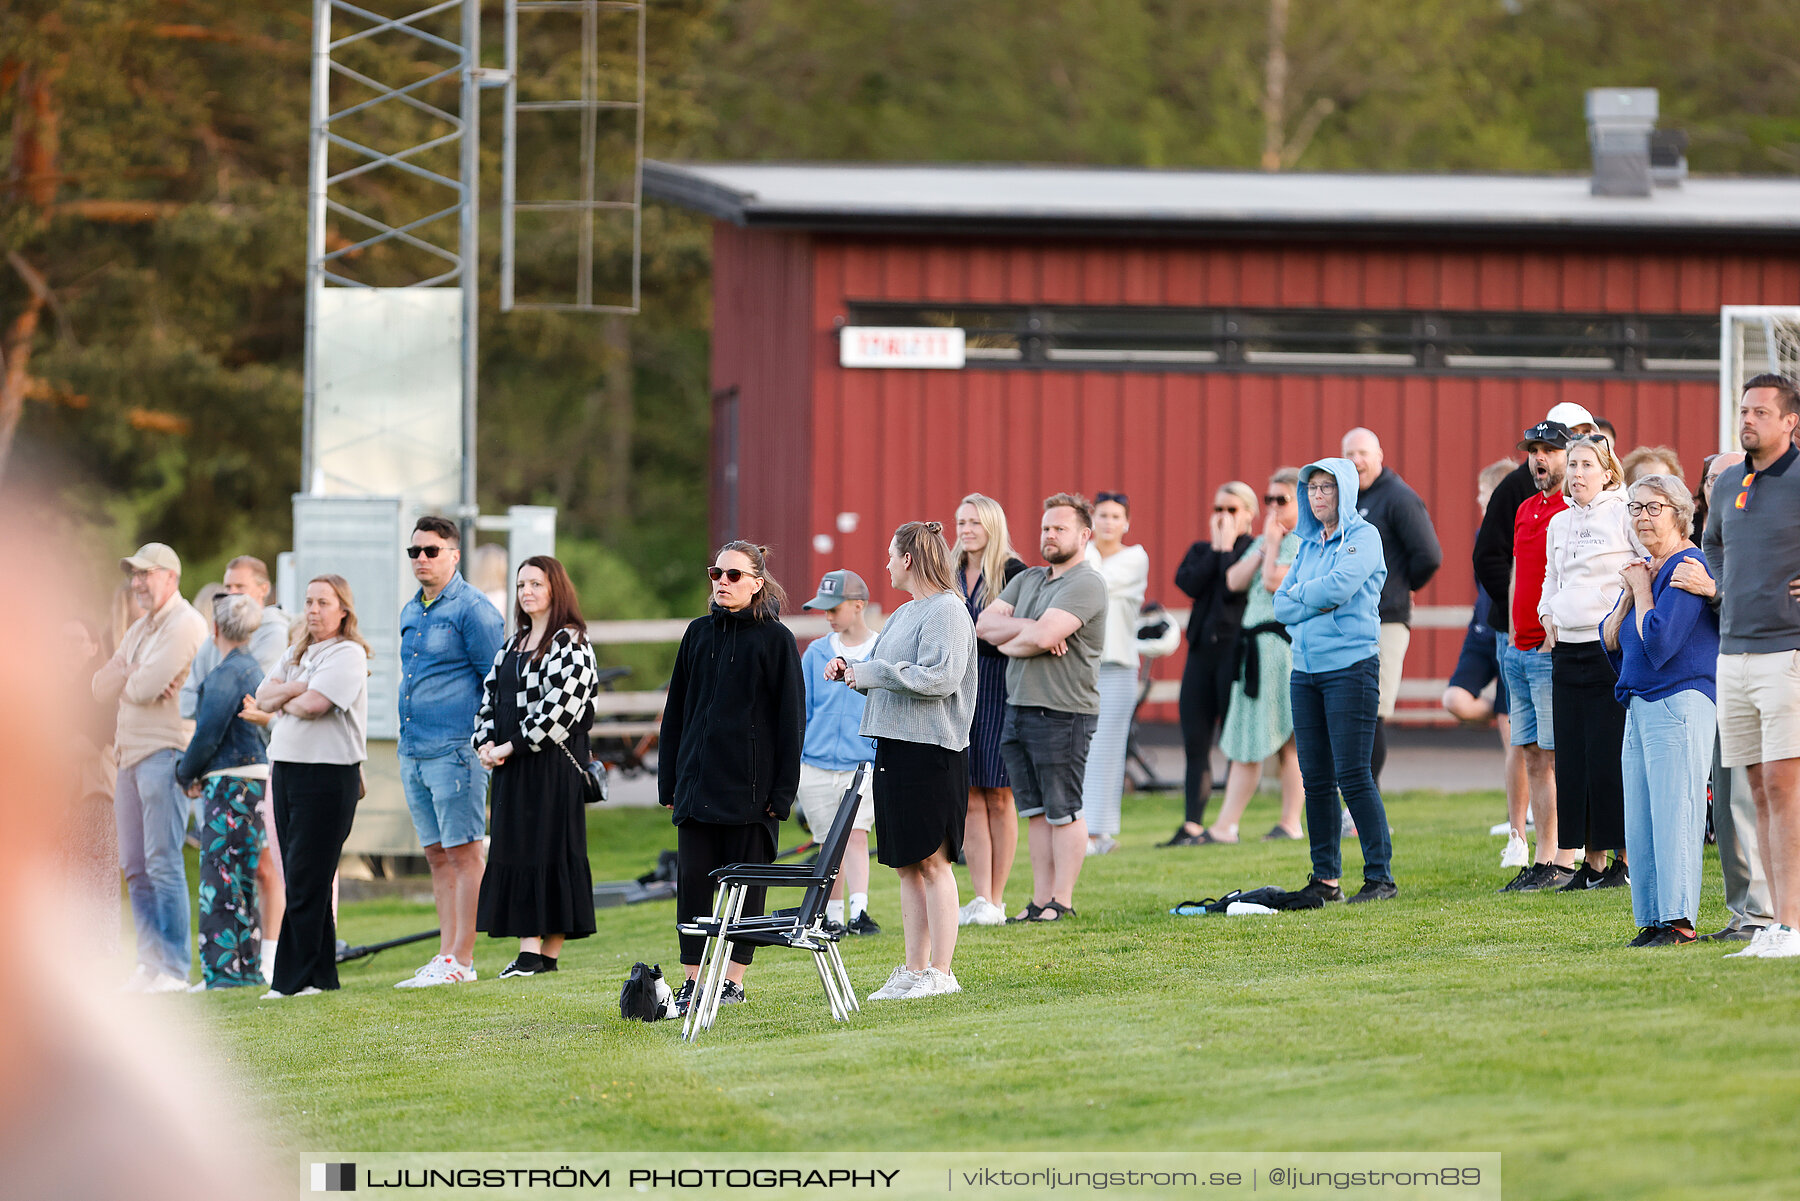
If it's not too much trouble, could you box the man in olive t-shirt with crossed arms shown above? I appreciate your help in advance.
[976,492,1108,923]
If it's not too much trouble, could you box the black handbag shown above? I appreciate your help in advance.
[558,739,608,804]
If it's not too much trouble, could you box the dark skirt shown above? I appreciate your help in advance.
[477,732,598,940]
[874,738,969,868]
[967,652,1011,789]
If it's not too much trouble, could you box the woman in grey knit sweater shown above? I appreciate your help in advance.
[825,521,978,1000]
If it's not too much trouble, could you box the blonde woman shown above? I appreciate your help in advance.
[254,575,371,997]
[1539,435,1640,890]
[1081,491,1148,855]
[952,493,1026,926]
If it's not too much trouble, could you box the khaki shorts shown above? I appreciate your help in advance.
[796,763,875,835]
[1717,651,1800,768]
[1376,622,1412,720]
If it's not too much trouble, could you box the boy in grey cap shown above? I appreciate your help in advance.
[797,570,881,934]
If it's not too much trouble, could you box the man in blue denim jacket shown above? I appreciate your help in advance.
[395,515,506,988]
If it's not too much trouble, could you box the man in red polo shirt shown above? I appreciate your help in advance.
[1498,420,1581,892]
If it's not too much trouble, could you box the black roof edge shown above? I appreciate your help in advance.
[643,161,754,223]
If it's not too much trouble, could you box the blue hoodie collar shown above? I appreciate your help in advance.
[1296,457,1365,544]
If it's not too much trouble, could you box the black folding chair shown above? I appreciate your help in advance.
[677,764,867,1041]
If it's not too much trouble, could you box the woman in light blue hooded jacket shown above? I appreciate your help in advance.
[1272,458,1398,904]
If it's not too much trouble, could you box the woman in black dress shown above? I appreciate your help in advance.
[952,493,1026,926]
[659,542,805,1015]
[473,556,599,978]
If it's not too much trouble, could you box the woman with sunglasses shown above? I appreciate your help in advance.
[1538,434,1640,892]
[1167,482,1258,845]
[659,543,805,1015]
[1080,491,1149,855]
[1206,468,1305,843]
[1602,475,1719,946]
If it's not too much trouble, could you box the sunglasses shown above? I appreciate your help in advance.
[406,545,445,559]
[1263,494,1292,506]
[1095,491,1130,507]
[708,566,758,583]
[1213,505,1240,514]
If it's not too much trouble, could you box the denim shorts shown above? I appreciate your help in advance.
[1498,634,1555,750]
[400,745,489,849]
[999,705,1098,826]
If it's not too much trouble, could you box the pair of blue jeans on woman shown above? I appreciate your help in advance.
[1290,654,1394,885]
[1622,691,1715,928]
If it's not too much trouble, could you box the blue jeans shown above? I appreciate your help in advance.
[1499,634,1556,749]
[1622,692,1715,927]
[1290,655,1393,884]
[114,748,192,978]
[400,746,489,849]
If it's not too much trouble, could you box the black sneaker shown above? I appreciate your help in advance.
[499,952,545,978]
[672,978,696,1016]
[1557,864,1603,892]
[1499,865,1540,893]
[719,980,747,1005]
[1296,877,1345,904]
[846,911,881,936]
[1346,879,1398,904]
[1591,859,1630,889]
[1518,864,1576,892]
[819,918,848,938]
[1702,923,1763,942]
[1628,926,1664,947]
[1641,925,1696,947]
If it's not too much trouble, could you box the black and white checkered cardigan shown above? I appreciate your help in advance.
[470,627,599,752]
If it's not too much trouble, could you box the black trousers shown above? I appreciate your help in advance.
[1178,644,1234,824]
[676,821,774,967]
[270,761,360,993]
[1550,641,1627,854]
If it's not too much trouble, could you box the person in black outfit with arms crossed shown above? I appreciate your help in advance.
[660,542,805,1014]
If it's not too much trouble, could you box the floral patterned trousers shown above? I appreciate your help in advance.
[197,774,266,989]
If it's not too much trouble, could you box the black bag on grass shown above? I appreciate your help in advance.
[620,961,677,1022]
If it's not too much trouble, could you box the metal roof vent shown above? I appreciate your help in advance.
[1586,87,1658,197]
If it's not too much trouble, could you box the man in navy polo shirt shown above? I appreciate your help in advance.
[394,515,505,988]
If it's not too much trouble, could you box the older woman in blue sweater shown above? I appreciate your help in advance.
[1272,458,1397,905]
[1603,474,1721,948]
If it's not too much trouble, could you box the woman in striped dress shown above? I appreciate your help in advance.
[953,493,1026,927]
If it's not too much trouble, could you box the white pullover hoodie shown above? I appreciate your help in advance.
[1538,484,1643,644]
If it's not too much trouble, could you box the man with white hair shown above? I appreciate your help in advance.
[1341,427,1441,783]
[92,543,209,991]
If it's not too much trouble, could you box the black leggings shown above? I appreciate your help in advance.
[1178,646,1234,825]
[676,821,774,967]
[270,761,360,993]
[1551,641,1627,854]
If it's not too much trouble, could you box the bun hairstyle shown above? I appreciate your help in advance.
[717,540,787,621]
[893,520,957,594]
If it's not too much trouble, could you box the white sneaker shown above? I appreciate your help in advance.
[903,967,962,998]
[1725,926,1776,958]
[121,964,157,993]
[1085,834,1118,856]
[440,960,477,984]
[260,986,324,1000]
[968,898,1008,926]
[868,965,926,1000]
[1752,925,1800,959]
[395,954,453,988]
[956,897,988,926]
[144,971,190,994]
[1501,833,1529,869]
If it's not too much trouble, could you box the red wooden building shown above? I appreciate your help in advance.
[645,162,1800,718]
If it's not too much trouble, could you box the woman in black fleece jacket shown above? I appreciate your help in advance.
[659,541,805,1013]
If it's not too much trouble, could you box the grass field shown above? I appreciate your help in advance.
[193,789,1798,1201]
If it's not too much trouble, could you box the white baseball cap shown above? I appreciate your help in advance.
[1544,402,1597,430]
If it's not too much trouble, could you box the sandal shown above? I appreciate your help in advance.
[1261,826,1301,842]
[1032,900,1076,921]
[1159,826,1203,847]
[1196,829,1238,845]
[1007,901,1047,924]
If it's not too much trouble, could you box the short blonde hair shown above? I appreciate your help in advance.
[1218,481,1259,519]
[1564,434,1625,496]
[1622,444,1685,484]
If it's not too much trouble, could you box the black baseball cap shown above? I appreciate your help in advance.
[1518,420,1574,451]
[802,569,870,611]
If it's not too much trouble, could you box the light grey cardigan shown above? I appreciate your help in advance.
[852,589,978,752]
